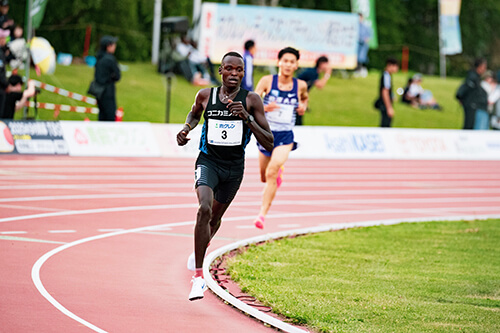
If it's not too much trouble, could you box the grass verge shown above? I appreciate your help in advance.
[226,219,500,333]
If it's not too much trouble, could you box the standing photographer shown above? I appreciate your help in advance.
[93,35,120,121]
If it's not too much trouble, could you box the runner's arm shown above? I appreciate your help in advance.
[229,92,273,152]
[296,79,309,115]
[177,89,209,146]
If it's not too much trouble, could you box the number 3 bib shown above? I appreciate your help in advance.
[207,119,243,146]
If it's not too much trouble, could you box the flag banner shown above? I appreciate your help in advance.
[350,0,378,48]
[439,0,462,55]
[198,3,359,69]
[31,0,49,29]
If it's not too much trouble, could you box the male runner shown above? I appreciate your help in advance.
[176,52,273,301]
[253,47,308,229]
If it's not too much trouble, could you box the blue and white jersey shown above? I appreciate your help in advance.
[262,75,299,132]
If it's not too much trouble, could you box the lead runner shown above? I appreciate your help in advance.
[176,51,274,301]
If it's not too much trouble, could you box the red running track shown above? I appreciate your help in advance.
[1,155,499,332]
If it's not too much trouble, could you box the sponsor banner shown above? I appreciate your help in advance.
[156,124,500,161]
[350,0,379,48]
[198,3,359,69]
[60,121,161,157]
[439,0,462,55]
[0,120,68,155]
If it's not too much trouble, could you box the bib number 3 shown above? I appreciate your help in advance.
[208,119,243,146]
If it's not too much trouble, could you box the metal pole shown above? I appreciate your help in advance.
[24,0,33,119]
[151,0,162,65]
[438,0,446,79]
[165,74,172,123]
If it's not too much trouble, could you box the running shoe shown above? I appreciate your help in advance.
[277,166,284,189]
[189,276,207,301]
[254,215,265,229]
[187,252,195,271]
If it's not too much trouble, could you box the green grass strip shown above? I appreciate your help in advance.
[227,220,500,332]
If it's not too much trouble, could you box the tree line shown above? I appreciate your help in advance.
[8,0,500,76]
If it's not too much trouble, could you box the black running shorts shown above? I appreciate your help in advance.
[194,152,245,204]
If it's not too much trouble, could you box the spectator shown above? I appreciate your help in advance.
[93,35,121,121]
[242,39,256,91]
[0,28,9,116]
[296,55,331,125]
[374,57,399,127]
[402,73,442,110]
[0,0,13,33]
[456,57,488,130]
[0,75,35,119]
[6,25,27,69]
[356,13,372,78]
[175,35,211,86]
[481,70,500,130]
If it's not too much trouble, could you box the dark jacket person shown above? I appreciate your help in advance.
[94,35,120,121]
[456,58,488,129]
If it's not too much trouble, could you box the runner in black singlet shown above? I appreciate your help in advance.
[176,52,273,301]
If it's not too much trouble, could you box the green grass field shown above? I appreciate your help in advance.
[16,63,465,129]
[226,219,500,333]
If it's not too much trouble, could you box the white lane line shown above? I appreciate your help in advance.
[48,230,76,234]
[0,235,67,244]
[0,231,27,234]
[2,179,500,190]
[2,173,500,180]
[1,190,499,204]
[0,204,70,213]
[3,200,500,225]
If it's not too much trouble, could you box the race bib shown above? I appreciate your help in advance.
[207,119,243,146]
[266,104,294,124]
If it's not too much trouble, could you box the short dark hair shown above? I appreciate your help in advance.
[315,56,329,69]
[221,51,243,63]
[386,57,399,66]
[8,74,22,86]
[244,40,255,51]
[474,57,487,69]
[278,47,300,60]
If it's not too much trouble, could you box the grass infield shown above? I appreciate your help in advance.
[226,219,500,333]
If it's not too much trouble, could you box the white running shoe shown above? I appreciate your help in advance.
[189,276,207,301]
[187,252,195,271]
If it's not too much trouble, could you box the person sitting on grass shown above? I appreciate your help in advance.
[402,73,442,110]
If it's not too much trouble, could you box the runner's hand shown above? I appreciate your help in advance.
[296,103,307,115]
[227,99,248,119]
[176,129,191,146]
[264,102,279,112]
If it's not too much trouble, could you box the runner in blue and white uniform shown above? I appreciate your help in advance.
[253,47,309,229]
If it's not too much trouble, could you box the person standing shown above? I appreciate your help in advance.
[356,13,372,77]
[0,28,9,116]
[456,58,488,130]
[242,40,256,91]
[94,35,120,121]
[375,57,399,127]
[253,47,308,229]
[296,55,331,125]
[176,52,273,301]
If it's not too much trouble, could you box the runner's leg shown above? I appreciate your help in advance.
[258,151,271,183]
[194,185,214,270]
[258,143,293,218]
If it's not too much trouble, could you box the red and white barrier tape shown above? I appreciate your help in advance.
[26,101,124,121]
[32,80,97,105]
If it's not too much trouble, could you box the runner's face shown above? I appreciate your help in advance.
[278,53,298,76]
[219,56,244,89]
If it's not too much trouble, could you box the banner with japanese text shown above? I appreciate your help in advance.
[198,3,359,69]
[439,0,462,55]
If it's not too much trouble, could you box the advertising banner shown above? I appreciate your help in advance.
[439,0,462,55]
[31,0,49,29]
[0,120,68,155]
[350,0,378,48]
[198,3,359,69]
[60,121,161,157]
